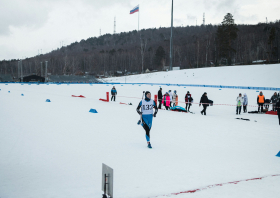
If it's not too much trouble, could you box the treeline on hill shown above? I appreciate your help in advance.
[0,13,280,78]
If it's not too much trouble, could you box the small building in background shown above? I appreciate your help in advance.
[20,75,45,82]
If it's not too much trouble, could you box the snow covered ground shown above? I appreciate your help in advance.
[1,64,280,198]
[107,64,280,88]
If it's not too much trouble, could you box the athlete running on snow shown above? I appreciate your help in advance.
[136,91,158,149]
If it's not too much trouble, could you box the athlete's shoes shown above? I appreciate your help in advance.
[147,143,152,149]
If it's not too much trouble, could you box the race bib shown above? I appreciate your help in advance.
[141,100,154,115]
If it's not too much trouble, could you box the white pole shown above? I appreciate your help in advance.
[18,61,20,79]
[138,5,139,31]
[45,61,48,82]
[21,60,23,82]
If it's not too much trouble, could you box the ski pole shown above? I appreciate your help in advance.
[137,91,145,125]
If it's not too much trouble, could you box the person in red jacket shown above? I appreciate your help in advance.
[257,91,265,113]
[185,91,193,112]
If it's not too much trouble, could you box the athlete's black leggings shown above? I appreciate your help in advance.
[142,119,151,141]
[278,114,280,125]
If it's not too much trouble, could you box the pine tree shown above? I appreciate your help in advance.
[216,13,238,65]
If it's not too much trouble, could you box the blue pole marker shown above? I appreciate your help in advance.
[276,151,280,157]
[89,109,98,113]
[8,91,10,93]
[46,99,51,102]
[21,94,24,96]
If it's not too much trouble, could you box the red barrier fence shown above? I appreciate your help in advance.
[99,92,109,102]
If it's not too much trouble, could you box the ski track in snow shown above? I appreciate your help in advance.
[151,174,280,197]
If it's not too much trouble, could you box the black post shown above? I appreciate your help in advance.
[169,0,173,71]
[103,174,108,198]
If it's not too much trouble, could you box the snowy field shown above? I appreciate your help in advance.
[1,64,280,198]
[108,64,280,87]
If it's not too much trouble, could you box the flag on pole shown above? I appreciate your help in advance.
[130,5,139,14]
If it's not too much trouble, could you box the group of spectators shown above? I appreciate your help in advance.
[111,86,280,125]
[157,88,178,110]
[157,88,209,115]
[235,91,280,114]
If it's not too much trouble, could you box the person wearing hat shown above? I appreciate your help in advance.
[136,91,158,149]
[172,90,178,107]
[271,92,278,111]
[257,91,265,113]
[111,86,117,101]
[168,90,173,107]
[158,88,163,109]
[236,93,244,115]
[199,92,209,115]
[243,93,248,113]
[185,91,193,112]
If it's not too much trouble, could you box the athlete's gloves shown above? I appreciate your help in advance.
[153,113,157,117]
[138,112,142,115]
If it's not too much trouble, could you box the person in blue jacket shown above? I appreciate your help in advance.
[111,86,117,101]
[136,91,158,149]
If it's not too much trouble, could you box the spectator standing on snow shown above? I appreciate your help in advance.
[257,91,265,113]
[111,86,117,101]
[199,92,209,115]
[157,88,163,109]
[162,92,171,110]
[236,93,244,115]
[271,92,278,111]
[172,90,178,107]
[275,100,280,125]
[168,90,173,107]
[243,93,248,113]
[136,91,158,148]
[185,91,193,112]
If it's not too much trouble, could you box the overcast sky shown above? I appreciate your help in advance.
[0,0,279,60]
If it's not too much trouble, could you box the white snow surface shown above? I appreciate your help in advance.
[1,64,280,198]
[107,64,280,87]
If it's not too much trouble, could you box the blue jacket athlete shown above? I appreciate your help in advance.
[136,91,158,148]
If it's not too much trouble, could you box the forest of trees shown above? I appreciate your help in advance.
[0,13,279,79]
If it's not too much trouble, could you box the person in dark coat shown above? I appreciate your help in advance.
[276,100,280,125]
[157,88,163,109]
[185,91,193,112]
[111,86,117,101]
[199,92,209,115]
[271,92,278,111]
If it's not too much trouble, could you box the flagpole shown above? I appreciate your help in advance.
[170,0,173,71]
